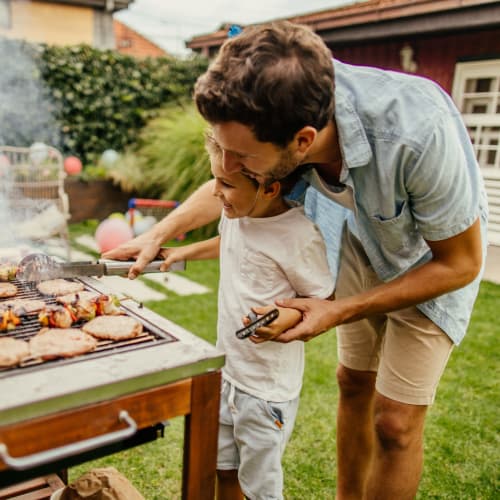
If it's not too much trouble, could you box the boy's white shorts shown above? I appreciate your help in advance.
[217,380,299,500]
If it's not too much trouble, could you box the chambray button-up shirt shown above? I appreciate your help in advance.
[297,60,489,345]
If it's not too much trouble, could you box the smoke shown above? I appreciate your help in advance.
[0,38,61,148]
[0,39,67,257]
[0,37,65,257]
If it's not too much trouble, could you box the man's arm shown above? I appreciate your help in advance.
[275,219,483,342]
[102,180,219,278]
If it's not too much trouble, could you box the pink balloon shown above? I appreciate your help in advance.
[0,154,10,168]
[64,156,82,175]
[95,218,134,253]
[0,154,10,177]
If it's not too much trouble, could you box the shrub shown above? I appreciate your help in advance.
[39,45,209,163]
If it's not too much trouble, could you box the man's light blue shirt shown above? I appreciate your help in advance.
[298,60,488,345]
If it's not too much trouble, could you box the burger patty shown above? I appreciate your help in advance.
[82,315,143,341]
[0,337,30,368]
[37,279,85,296]
[56,290,99,305]
[30,327,98,360]
[0,298,46,315]
[0,283,18,298]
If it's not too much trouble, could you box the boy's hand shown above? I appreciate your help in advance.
[243,305,302,344]
[157,247,188,272]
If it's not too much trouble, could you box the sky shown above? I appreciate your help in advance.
[114,0,362,57]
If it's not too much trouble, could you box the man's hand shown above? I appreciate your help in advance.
[102,234,162,279]
[272,297,338,343]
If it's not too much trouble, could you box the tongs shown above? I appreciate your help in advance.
[17,253,186,282]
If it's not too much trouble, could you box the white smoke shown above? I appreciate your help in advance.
[0,39,65,258]
[0,39,61,147]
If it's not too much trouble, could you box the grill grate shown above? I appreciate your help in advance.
[0,278,178,378]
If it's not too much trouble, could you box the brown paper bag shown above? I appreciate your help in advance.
[59,466,145,500]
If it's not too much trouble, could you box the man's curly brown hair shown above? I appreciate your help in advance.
[195,21,335,148]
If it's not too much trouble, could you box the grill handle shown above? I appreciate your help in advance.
[0,410,137,471]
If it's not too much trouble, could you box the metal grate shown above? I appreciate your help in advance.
[0,278,178,378]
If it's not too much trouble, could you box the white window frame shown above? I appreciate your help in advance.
[452,59,500,175]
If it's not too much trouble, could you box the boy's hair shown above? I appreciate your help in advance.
[195,21,335,148]
[205,130,302,195]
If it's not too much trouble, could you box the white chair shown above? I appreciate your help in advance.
[0,144,71,260]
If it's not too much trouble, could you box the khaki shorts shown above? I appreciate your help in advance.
[336,228,454,406]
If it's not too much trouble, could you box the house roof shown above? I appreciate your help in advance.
[186,0,500,51]
[114,19,169,57]
[40,0,132,12]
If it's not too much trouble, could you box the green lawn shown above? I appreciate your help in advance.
[67,227,499,499]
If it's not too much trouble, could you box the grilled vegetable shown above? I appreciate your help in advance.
[38,305,77,328]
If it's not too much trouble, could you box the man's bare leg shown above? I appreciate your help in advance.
[336,365,377,499]
[365,395,427,499]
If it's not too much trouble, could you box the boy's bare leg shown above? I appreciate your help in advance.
[365,397,427,499]
[216,469,244,500]
[335,365,376,499]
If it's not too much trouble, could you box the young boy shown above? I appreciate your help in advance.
[160,135,334,500]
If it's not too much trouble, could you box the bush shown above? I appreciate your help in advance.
[109,101,218,239]
[40,45,208,163]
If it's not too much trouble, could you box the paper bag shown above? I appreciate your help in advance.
[59,466,145,500]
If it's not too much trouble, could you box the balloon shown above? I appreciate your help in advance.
[95,218,134,253]
[133,215,157,235]
[108,212,126,220]
[125,209,142,224]
[0,154,9,178]
[64,156,82,175]
[100,149,119,168]
[0,154,10,168]
[29,142,48,165]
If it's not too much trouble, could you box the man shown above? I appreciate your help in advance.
[104,21,488,499]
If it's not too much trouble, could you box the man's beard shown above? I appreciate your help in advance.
[267,148,301,181]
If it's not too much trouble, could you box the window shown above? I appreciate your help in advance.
[452,60,500,171]
[0,0,10,29]
[118,38,133,48]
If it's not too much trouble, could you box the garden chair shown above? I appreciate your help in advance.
[0,144,71,260]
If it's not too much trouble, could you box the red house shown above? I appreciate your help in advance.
[114,19,170,58]
[186,0,500,245]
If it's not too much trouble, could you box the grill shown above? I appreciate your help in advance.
[0,277,177,379]
[0,276,224,499]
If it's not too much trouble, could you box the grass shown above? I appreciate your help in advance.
[67,225,499,498]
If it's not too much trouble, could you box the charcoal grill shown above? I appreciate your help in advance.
[0,276,224,499]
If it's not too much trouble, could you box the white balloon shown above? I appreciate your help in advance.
[100,149,119,167]
[29,142,48,164]
[125,209,142,223]
[133,215,157,235]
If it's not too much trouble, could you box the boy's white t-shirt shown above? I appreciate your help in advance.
[217,206,334,402]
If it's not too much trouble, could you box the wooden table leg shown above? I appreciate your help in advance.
[182,370,221,500]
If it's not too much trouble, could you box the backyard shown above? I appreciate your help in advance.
[67,225,499,499]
